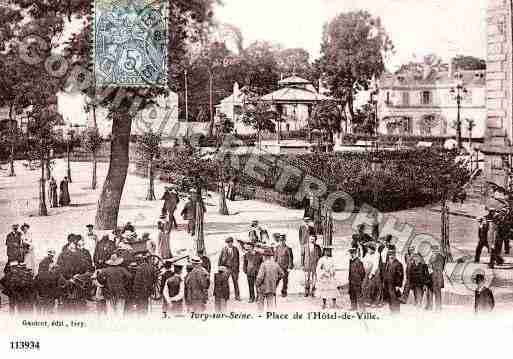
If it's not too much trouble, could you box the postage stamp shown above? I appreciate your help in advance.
[93,0,168,87]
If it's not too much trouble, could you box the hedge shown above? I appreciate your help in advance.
[150,147,470,213]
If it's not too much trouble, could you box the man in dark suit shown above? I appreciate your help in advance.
[425,245,445,311]
[474,217,489,263]
[6,224,23,263]
[274,234,294,297]
[218,237,240,300]
[243,243,262,303]
[408,253,430,308]
[383,247,404,314]
[161,187,180,228]
[298,217,314,267]
[348,247,365,310]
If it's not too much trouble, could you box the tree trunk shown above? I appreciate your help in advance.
[39,151,48,216]
[8,103,15,177]
[9,143,15,177]
[146,158,156,200]
[95,113,133,230]
[92,105,98,129]
[45,150,52,180]
[92,151,97,189]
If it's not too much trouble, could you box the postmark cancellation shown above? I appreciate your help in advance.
[93,0,168,87]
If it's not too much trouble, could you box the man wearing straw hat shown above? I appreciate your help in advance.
[184,256,210,312]
[256,249,283,311]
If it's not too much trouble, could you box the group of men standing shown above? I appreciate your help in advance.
[474,208,512,268]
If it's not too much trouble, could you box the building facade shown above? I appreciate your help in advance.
[216,76,333,135]
[378,66,487,139]
[482,0,513,183]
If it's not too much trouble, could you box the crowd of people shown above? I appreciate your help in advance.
[0,189,498,317]
[0,221,167,316]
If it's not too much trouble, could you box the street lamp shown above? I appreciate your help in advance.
[449,74,468,150]
[66,124,73,183]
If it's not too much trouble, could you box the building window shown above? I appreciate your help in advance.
[421,91,432,105]
[386,92,391,105]
[402,92,410,106]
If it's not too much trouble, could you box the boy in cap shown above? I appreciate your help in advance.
[474,273,494,314]
[214,266,230,312]
[348,247,365,310]
[218,237,240,300]
[243,243,263,303]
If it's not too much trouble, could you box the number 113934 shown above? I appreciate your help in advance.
[10,340,40,351]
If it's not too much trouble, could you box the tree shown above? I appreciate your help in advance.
[466,118,476,152]
[240,101,277,150]
[319,11,394,118]
[310,100,343,146]
[452,55,486,71]
[27,104,62,216]
[136,129,162,201]
[275,48,311,78]
[352,103,377,135]
[55,0,219,229]
[82,127,103,189]
[214,113,233,215]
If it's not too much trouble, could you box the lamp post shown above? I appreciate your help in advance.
[450,75,468,150]
[66,124,73,183]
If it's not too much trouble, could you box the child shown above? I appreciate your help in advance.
[474,273,495,314]
[214,266,230,312]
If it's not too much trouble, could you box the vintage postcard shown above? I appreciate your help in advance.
[0,0,512,356]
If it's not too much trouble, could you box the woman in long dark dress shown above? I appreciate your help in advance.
[59,176,71,206]
[49,177,58,207]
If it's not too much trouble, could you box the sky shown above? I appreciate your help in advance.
[215,0,488,71]
[59,0,489,125]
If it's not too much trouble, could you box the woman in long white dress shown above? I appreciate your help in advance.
[20,223,36,272]
[316,247,339,309]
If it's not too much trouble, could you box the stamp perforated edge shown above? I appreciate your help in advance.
[91,0,169,89]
